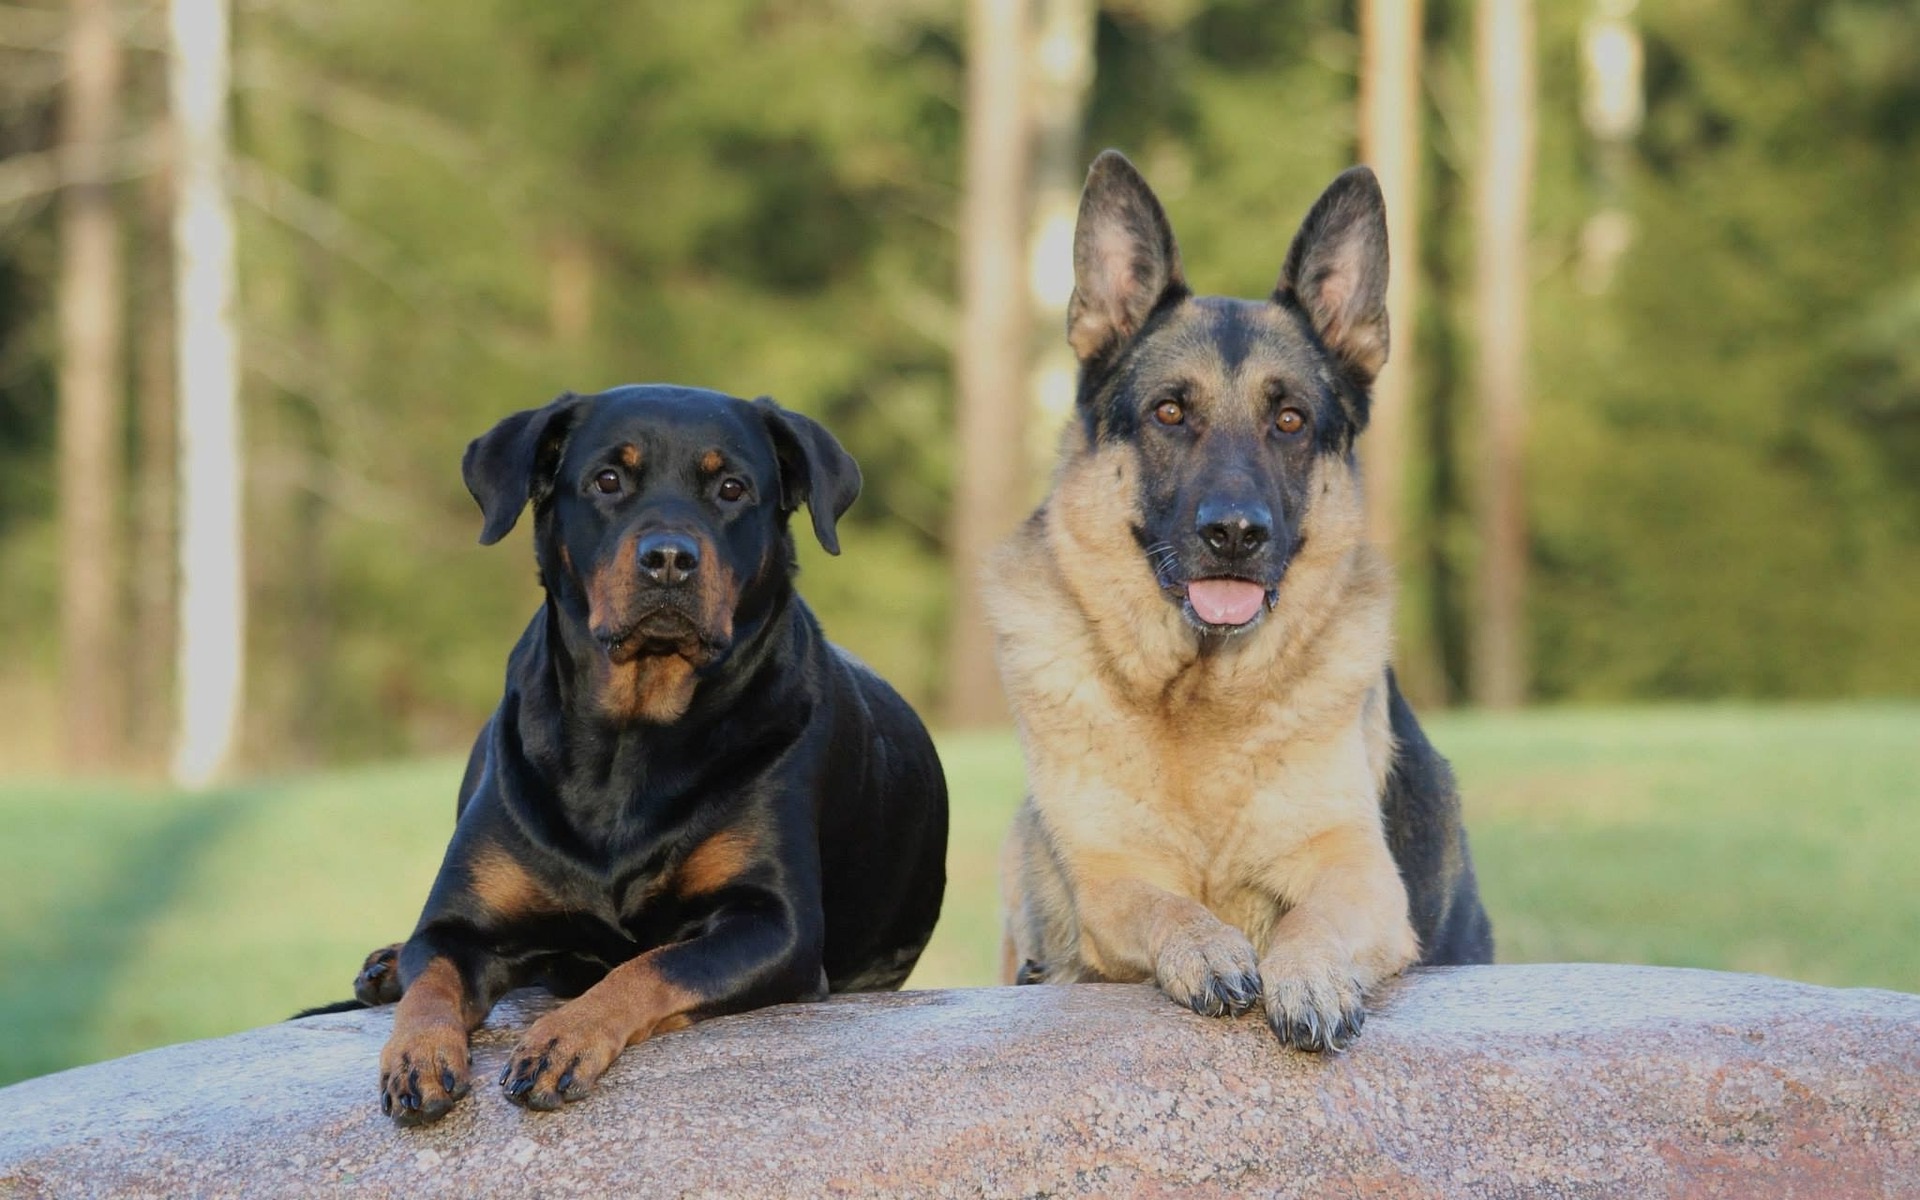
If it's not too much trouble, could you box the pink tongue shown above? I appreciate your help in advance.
[1187,579,1266,626]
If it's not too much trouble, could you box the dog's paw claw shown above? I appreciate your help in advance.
[378,1028,469,1126]
[353,944,405,1007]
[1156,926,1263,1019]
[1181,966,1262,1018]
[1264,965,1367,1053]
[501,1026,620,1111]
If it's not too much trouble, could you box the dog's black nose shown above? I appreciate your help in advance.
[1196,500,1271,559]
[637,532,701,586]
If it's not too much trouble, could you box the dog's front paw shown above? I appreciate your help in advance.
[354,943,404,1006]
[1155,923,1262,1018]
[499,1006,628,1112]
[1259,937,1367,1052]
[379,1023,471,1126]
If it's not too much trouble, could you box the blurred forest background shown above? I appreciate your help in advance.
[0,0,1916,778]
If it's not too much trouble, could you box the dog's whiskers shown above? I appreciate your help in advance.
[1143,541,1180,587]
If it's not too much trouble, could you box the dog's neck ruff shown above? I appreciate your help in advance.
[1044,496,1392,734]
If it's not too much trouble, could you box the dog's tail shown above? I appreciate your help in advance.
[291,998,370,1019]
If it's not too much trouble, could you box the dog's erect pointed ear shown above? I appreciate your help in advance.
[1275,166,1391,387]
[461,393,586,545]
[1067,149,1189,365]
[755,397,861,555]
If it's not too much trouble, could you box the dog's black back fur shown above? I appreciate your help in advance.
[1379,671,1494,964]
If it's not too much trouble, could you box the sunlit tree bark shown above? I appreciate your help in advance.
[285,104,334,765]
[131,151,176,768]
[1472,0,1534,707]
[57,0,126,770]
[1023,0,1095,472]
[945,0,1032,727]
[1577,0,1642,294]
[1358,0,1422,562]
[168,0,245,785]
[1359,0,1444,704]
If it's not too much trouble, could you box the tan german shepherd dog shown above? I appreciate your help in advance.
[988,151,1492,1051]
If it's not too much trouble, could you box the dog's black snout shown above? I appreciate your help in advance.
[637,532,701,586]
[1196,499,1272,559]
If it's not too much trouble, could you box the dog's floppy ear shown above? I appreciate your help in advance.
[754,396,861,555]
[1275,166,1391,388]
[1067,149,1189,365]
[461,392,586,545]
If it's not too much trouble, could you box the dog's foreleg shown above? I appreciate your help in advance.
[377,943,505,1125]
[498,897,823,1110]
[1073,872,1263,1018]
[1256,824,1418,1052]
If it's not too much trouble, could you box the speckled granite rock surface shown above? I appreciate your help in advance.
[0,965,1915,1198]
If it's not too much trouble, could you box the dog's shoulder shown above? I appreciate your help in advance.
[981,506,1125,716]
[981,507,1058,632]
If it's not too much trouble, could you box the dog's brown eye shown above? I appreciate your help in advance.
[717,478,746,502]
[1154,401,1185,426]
[593,469,622,495]
[1276,407,1306,435]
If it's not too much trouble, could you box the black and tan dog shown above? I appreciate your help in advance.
[989,152,1492,1051]
[352,385,947,1124]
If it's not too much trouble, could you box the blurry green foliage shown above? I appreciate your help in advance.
[0,0,1913,766]
[1525,0,1920,699]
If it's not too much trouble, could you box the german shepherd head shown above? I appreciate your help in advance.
[1064,150,1389,639]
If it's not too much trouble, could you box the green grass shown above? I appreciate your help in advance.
[1,705,1914,1086]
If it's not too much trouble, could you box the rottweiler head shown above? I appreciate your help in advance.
[1065,150,1389,637]
[462,385,859,721]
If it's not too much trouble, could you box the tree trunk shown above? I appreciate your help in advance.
[1418,136,1471,704]
[1576,0,1642,294]
[1358,0,1422,561]
[168,0,245,786]
[1023,0,1095,471]
[1472,0,1534,708]
[131,152,177,769]
[286,103,334,765]
[944,0,1031,727]
[57,0,126,771]
[1359,0,1444,706]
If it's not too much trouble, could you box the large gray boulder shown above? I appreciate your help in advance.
[0,964,1914,1198]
